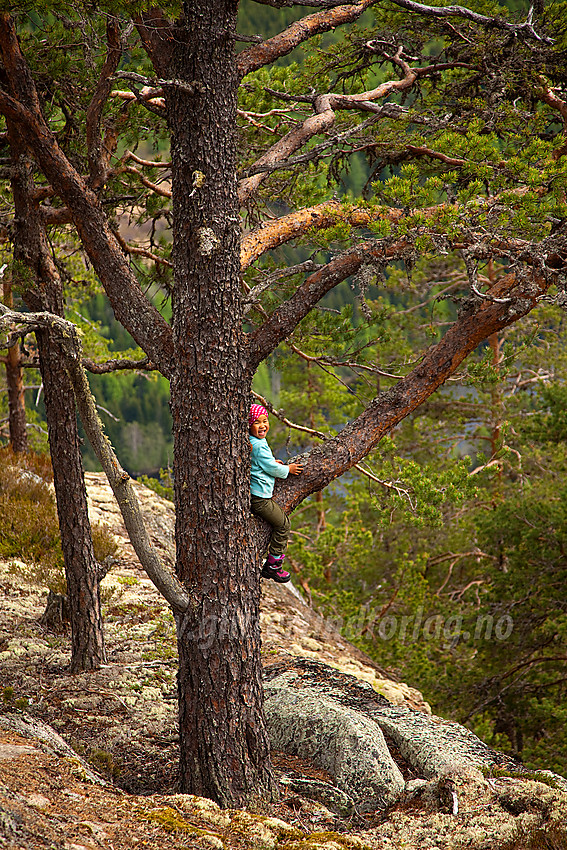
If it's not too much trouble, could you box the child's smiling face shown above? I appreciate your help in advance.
[250,414,269,439]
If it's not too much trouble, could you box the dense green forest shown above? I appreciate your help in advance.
[1,0,567,781]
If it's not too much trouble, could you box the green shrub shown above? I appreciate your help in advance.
[91,521,119,566]
[139,467,173,502]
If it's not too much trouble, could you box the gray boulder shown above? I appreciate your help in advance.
[264,676,404,812]
[264,658,525,816]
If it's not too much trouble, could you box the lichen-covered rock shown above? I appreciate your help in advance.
[166,794,231,828]
[0,713,105,786]
[359,775,567,850]
[279,776,356,816]
[265,659,515,785]
[227,810,296,850]
[264,680,405,812]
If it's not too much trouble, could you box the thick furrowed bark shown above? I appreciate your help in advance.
[4,343,28,452]
[162,0,277,807]
[8,127,105,673]
[36,328,106,672]
[2,273,28,452]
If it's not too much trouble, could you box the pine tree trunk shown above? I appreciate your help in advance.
[36,325,106,672]
[166,0,277,806]
[5,340,28,452]
[2,279,28,453]
[8,141,105,672]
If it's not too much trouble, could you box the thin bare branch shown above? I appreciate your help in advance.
[241,109,402,179]
[118,164,172,198]
[388,0,552,44]
[125,150,171,168]
[113,70,201,96]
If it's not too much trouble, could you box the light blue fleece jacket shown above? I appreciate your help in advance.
[250,435,289,498]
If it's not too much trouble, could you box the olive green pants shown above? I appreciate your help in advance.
[250,495,291,557]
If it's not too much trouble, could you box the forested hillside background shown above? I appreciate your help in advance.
[1,0,567,785]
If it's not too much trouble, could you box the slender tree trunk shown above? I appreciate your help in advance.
[166,0,277,806]
[2,278,28,452]
[36,325,106,670]
[9,141,105,671]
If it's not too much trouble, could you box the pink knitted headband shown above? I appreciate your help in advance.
[249,404,268,427]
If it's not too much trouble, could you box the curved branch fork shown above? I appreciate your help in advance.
[238,45,420,204]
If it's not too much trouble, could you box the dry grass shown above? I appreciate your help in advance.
[0,447,117,595]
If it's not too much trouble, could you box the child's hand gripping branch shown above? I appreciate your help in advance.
[249,404,303,584]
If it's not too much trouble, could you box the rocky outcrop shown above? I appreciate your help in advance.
[264,658,567,847]
[0,713,106,786]
[265,682,405,813]
[265,658,520,813]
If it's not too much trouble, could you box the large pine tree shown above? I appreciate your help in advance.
[0,0,565,805]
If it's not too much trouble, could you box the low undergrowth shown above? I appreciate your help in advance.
[501,823,567,850]
[0,447,63,582]
[0,447,117,595]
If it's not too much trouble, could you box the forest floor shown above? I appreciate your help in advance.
[0,473,428,850]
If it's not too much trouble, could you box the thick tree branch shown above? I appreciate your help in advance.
[241,199,393,268]
[240,186,559,271]
[0,304,190,613]
[274,268,555,513]
[84,356,159,374]
[252,389,396,490]
[237,0,377,77]
[110,86,166,113]
[133,10,177,79]
[0,14,174,376]
[240,0,550,81]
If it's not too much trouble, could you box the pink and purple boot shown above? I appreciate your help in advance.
[261,554,291,583]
